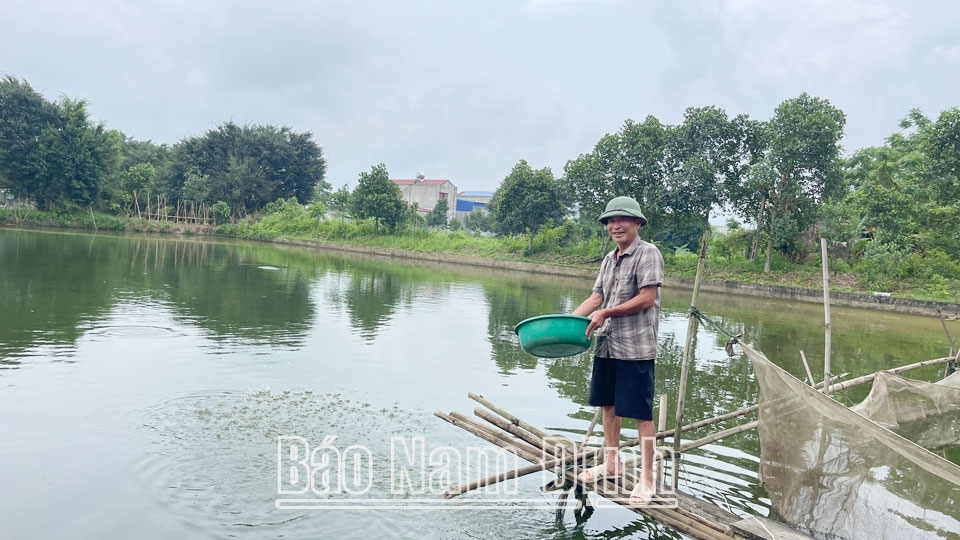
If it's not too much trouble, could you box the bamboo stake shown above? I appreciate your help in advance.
[581,408,601,450]
[800,350,815,386]
[940,311,956,356]
[821,237,832,396]
[468,392,549,439]
[657,394,667,486]
[474,408,560,458]
[673,221,710,488]
[679,421,758,453]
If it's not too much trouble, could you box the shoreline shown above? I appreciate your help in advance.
[4,220,959,318]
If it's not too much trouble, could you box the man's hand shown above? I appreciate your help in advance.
[585,309,608,336]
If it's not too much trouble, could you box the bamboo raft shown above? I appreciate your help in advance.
[435,351,956,540]
[434,230,959,539]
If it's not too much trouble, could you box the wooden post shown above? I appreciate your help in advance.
[673,220,709,488]
[657,394,667,486]
[821,237,832,396]
[939,311,956,356]
[800,350,815,386]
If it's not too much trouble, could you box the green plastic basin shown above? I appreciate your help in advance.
[514,314,592,358]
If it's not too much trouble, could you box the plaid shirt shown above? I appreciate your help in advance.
[592,235,664,360]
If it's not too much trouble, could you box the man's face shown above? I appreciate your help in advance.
[605,216,641,243]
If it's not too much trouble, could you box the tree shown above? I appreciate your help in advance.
[0,76,60,199]
[665,107,761,224]
[464,208,492,233]
[0,76,119,210]
[426,198,449,228]
[210,201,230,224]
[564,117,670,235]
[328,184,352,220]
[733,94,846,271]
[926,107,960,205]
[167,122,327,215]
[349,163,408,232]
[490,160,565,249]
[180,166,210,203]
[120,162,156,213]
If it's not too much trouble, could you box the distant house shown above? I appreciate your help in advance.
[391,173,457,222]
[455,191,494,221]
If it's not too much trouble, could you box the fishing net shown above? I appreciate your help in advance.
[851,370,960,449]
[740,341,960,540]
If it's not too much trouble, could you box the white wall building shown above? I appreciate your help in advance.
[391,174,457,222]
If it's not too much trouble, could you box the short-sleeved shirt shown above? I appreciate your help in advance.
[591,235,664,361]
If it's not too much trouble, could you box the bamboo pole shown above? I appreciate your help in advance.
[825,356,955,393]
[800,350,815,386]
[940,311,956,356]
[821,237,832,395]
[474,408,560,458]
[673,220,710,488]
[680,421,758,453]
[657,394,667,486]
[581,408,601,450]
[468,392,550,439]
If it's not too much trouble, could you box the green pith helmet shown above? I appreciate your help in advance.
[598,196,647,226]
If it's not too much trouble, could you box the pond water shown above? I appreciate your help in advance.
[1,228,956,539]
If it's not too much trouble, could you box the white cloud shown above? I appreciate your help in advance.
[2,0,958,190]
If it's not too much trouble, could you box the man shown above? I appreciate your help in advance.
[571,195,664,505]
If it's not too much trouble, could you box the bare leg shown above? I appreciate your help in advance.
[602,406,621,475]
[637,419,655,491]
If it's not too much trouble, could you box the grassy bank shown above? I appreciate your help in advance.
[3,203,959,304]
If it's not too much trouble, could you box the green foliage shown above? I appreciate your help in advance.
[210,201,231,224]
[448,217,461,231]
[530,219,571,253]
[426,198,449,228]
[564,117,670,232]
[463,209,492,232]
[730,94,846,268]
[926,108,960,204]
[328,184,352,218]
[180,167,210,203]
[349,163,408,233]
[308,201,326,220]
[168,121,327,214]
[491,160,565,238]
[0,76,120,210]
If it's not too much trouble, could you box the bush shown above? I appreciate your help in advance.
[210,201,231,225]
[530,219,571,253]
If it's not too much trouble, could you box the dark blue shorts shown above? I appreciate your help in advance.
[588,357,655,421]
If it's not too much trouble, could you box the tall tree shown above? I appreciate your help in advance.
[666,107,760,223]
[564,116,670,235]
[490,160,565,249]
[0,76,119,209]
[926,107,960,205]
[734,93,846,271]
[167,122,327,215]
[349,163,408,232]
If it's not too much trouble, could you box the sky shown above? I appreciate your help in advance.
[3,0,959,194]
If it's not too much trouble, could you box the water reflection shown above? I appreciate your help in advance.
[2,228,958,539]
[0,231,318,360]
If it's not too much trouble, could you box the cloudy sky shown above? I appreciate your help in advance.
[3,0,958,192]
